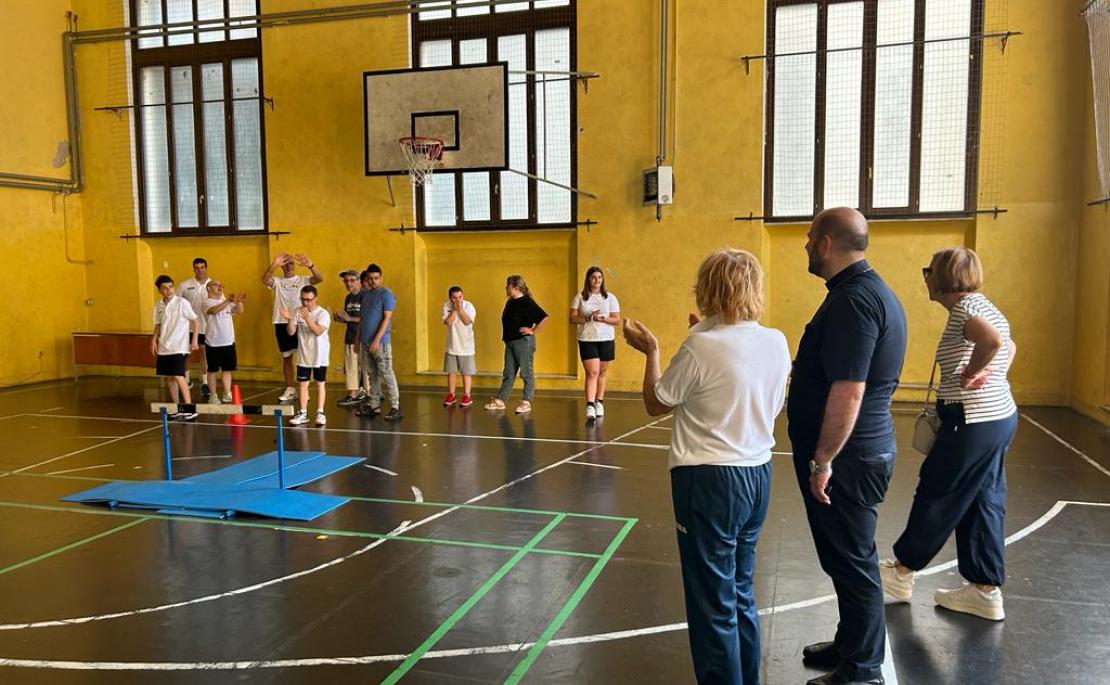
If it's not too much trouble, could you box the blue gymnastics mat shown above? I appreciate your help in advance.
[61,452,364,521]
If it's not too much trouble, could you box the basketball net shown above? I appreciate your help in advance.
[399,136,445,186]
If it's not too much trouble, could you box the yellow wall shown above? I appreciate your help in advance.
[0,0,90,387]
[0,0,1105,421]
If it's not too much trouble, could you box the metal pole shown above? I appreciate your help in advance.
[161,407,173,480]
[275,410,286,490]
[658,0,668,166]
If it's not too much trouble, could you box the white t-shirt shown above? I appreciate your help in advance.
[293,307,331,368]
[177,277,211,334]
[935,293,1017,423]
[152,295,198,355]
[654,318,791,470]
[269,275,310,324]
[204,297,240,347]
[570,291,620,341]
[441,300,477,356]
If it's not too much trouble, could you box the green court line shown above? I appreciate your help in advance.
[0,517,149,577]
[504,517,638,685]
[0,471,637,523]
[0,500,600,559]
[380,513,566,685]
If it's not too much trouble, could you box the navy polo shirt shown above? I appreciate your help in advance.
[787,260,908,455]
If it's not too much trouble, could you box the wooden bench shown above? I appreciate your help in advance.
[72,331,204,380]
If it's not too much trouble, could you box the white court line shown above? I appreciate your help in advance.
[74,436,134,440]
[1020,412,1110,479]
[23,412,669,450]
[0,414,670,639]
[39,407,64,413]
[3,498,1099,670]
[0,425,162,478]
[411,486,424,503]
[567,461,623,470]
[44,464,115,476]
[364,464,397,477]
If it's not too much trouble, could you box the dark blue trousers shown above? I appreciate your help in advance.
[671,462,772,685]
[893,404,1018,586]
[791,448,894,682]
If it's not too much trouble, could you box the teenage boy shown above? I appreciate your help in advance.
[204,281,245,404]
[151,274,199,421]
[441,285,476,408]
[357,263,402,421]
[262,252,323,402]
[333,268,366,407]
[282,285,331,426]
[177,257,211,397]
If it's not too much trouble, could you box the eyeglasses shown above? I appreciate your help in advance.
[300,297,315,303]
[921,267,933,279]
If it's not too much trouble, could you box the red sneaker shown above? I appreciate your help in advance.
[459,394,473,408]
[443,393,457,407]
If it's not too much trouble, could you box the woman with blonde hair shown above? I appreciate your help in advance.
[485,275,548,414]
[880,247,1018,621]
[623,248,790,685]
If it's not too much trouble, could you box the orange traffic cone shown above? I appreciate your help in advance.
[227,384,249,425]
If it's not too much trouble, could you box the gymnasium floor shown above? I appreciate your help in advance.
[0,377,1106,684]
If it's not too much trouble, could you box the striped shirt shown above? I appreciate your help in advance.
[935,293,1017,423]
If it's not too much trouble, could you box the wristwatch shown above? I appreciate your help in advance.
[809,460,832,474]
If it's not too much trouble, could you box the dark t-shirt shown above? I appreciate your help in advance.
[343,292,362,345]
[787,260,908,455]
[501,296,548,342]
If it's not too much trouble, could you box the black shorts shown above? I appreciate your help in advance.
[196,333,206,347]
[274,323,298,354]
[296,366,328,382]
[578,340,616,362]
[155,353,188,377]
[205,343,238,372]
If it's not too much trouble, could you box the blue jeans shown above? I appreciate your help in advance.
[498,336,536,401]
[671,462,772,685]
[792,448,894,682]
[894,404,1017,586]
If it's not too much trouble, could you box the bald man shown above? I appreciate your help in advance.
[788,208,907,685]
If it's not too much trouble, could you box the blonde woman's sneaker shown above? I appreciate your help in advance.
[484,398,506,411]
[585,403,596,420]
[594,400,605,417]
[879,559,914,602]
[515,400,532,414]
[935,583,1005,621]
[289,410,309,426]
[278,387,297,402]
[315,411,327,426]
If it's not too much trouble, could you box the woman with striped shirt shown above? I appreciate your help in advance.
[879,247,1018,621]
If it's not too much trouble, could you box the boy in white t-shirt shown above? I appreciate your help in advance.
[150,274,200,421]
[441,285,476,408]
[281,285,331,426]
[176,257,211,397]
[261,251,323,402]
[203,281,246,404]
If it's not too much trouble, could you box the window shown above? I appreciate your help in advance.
[412,0,576,228]
[765,0,984,220]
[130,0,267,234]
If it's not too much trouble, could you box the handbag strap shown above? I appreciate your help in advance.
[923,361,938,407]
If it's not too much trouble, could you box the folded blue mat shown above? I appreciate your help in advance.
[61,452,365,521]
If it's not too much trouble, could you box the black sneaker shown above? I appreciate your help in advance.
[356,405,382,417]
[178,412,198,422]
[201,383,211,399]
[384,408,403,422]
[337,395,361,407]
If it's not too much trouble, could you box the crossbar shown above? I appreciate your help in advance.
[150,402,290,416]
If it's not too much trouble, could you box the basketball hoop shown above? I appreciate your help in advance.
[399,136,445,186]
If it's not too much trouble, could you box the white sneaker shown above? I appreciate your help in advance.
[178,412,198,422]
[585,403,597,420]
[484,398,506,411]
[935,583,1005,621]
[515,400,532,414]
[315,411,327,426]
[278,387,297,402]
[594,400,605,417]
[210,395,221,405]
[879,559,914,602]
[289,410,309,426]
[222,392,233,403]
